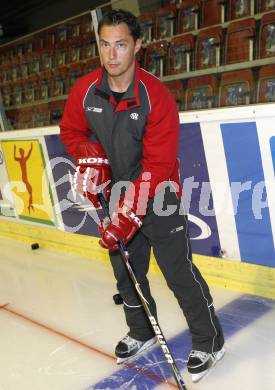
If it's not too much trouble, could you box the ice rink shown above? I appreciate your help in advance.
[0,236,274,390]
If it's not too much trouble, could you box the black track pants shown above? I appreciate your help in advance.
[109,189,224,353]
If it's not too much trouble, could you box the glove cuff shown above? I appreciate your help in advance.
[117,199,143,228]
[125,209,143,228]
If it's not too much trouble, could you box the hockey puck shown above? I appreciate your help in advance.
[31,243,39,250]
[113,293,123,305]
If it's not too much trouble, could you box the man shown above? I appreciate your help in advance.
[60,9,225,383]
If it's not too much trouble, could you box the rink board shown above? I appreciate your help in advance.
[0,104,274,297]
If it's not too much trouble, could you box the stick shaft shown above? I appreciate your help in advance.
[98,193,187,390]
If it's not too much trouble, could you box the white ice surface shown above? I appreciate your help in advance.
[0,237,274,390]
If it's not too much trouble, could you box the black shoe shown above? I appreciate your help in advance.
[187,346,225,382]
[115,335,157,364]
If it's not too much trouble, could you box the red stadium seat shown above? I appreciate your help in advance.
[144,41,170,78]
[219,69,254,106]
[2,83,12,107]
[186,75,218,110]
[177,0,201,34]
[258,0,275,12]
[225,18,256,64]
[195,26,224,70]
[33,104,51,127]
[259,12,275,58]
[80,14,95,39]
[81,38,98,61]
[51,66,68,97]
[169,34,195,74]
[6,109,19,129]
[138,12,156,44]
[155,4,177,40]
[229,0,253,20]
[258,64,275,102]
[163,80,185,111]
[69,63,83,88]
[38,70,52,100]
[11,80,23,106]
[201,0,227,27]
[18,107,36,129]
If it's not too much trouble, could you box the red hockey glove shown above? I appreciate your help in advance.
[98,202,143,250]
[73,142,111,209]
[98,172,151,250]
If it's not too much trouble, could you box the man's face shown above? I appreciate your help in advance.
[99,23,141,78]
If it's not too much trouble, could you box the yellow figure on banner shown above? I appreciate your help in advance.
[13,143,34,214]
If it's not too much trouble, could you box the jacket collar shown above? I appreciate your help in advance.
[95,63,141,111]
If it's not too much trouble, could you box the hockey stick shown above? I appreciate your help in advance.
[97,193,187,390]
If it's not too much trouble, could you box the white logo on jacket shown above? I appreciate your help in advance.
[85,107,103,113]
[130,112,139,120]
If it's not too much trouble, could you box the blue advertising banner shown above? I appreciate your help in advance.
[221,122,275,266]
[179,123,221,257]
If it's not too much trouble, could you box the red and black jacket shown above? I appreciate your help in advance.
[60,63,181,201]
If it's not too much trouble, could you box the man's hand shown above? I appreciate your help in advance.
[73,142,111,208]
[98,203,143,250]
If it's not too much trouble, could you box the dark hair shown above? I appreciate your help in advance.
[98,9,141,41]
